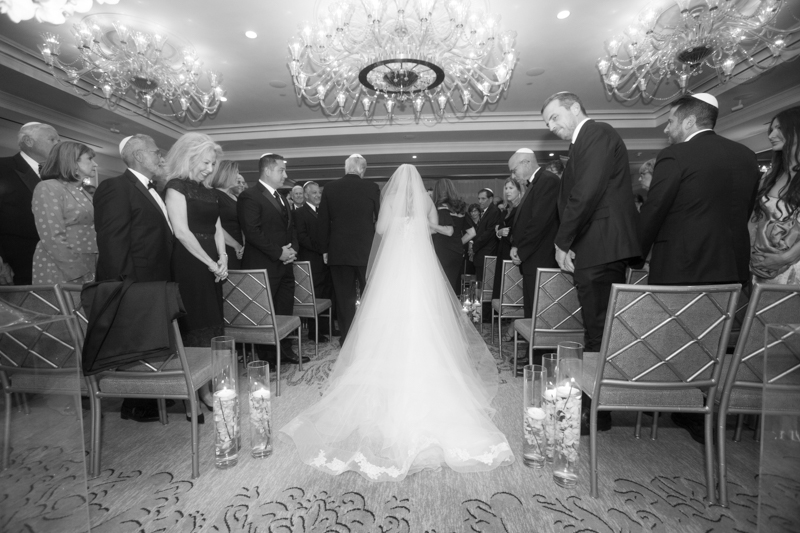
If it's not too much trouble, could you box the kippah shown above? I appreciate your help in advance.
[484,188,493,194]
[690,93,718,109]
[515,148,534,154]
[119,136,132,154]
[349,153,363,159]
[259,152,274,158]
[22,122,42,128]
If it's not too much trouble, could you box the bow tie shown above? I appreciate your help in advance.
[147,181,157,190]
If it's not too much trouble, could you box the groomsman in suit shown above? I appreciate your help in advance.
[639,93,760,445]
[640,93,760,286]
[238,153,307,364]
[290,185,305,211]
[508,148,560,319]
[294,181,334,341]
[318,154,380,344]
[94,134,174,422]
[472,188,502,282]
[542,92,641,433]
[0,122,60,285]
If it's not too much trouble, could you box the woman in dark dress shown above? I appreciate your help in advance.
[164,133,227,419]
[491,177,524,309]
[464,202,481,275]
[431,179,472,294]
[210,160,245,269]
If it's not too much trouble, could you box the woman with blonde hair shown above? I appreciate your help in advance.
[164,133,227,421]
[31,141,98,284]
[209,160,245,269]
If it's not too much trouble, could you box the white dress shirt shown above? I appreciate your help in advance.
[129,168,172,232]
[684,128,713,143]
[20,151,40,176]
[571,118,591,144]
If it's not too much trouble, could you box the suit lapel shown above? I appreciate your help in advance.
[258,182,291,230]
[13,153,40,193]
[125,171,171,231]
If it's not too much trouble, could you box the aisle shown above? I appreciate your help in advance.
[1,333,769,533]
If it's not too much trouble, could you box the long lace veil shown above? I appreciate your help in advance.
[326,164,500,404]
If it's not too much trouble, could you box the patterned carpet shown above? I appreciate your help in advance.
[2,329,795,533]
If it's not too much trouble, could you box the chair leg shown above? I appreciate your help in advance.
[73,394,82,420]
[634,412,642,439]
[650,411,659,440]
[498,318,503,355]
[513,331,517,370]
[704,411,717,504]
[298,327,303,372]
[3,391,11,469]
[753,415,760,442]
[275,342,281,397]
[590,405,599,498]
[91,396,102,477]
[490,309,495,343]
[19,393,30,415]
[314,317,319,358]
[328,312,333,345]
[189,396,199,479]
[157,398,168,425]
[733,414,744,442]
[718,410,729,507]
[528,343,533,366]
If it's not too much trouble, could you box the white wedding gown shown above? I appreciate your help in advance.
[279,164,514,482]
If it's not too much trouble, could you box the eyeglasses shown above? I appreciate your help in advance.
[139,149,163,158]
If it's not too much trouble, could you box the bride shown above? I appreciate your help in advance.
[279,164,513,481]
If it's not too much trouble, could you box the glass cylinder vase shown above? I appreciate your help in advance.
[212,336,240,469]
[248,360,273,458]
[541,353,558,463]
[553,342,583,488]
[523,364,547,468]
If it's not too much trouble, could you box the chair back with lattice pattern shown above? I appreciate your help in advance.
[626,268,649,285]
[720,283,800,399]
[498,260,524,312]
[531,268,583,336]
[292,261,316,310]
[592,283,740,397]
[482,256,496,302]
[223,270,277,328]
[0,286,81,374]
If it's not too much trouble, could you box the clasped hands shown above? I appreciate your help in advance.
[555,245,576,273]
[209,256,228,282]
[495,225,510,239]
[0,259,13,285]
[280,244,297,265]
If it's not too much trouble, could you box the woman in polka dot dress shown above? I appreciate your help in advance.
[31,141,98,285]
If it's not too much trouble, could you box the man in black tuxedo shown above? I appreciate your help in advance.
[639,93,760,445]
[318,154,380,344]
[542,92,640,352]
[238,153,307,364]
[640,93,760,286]
[0,122,60,285]
[542,92,641,433]
[94,134,174,422]
[290,185,305,211]
[294,181,334,341]
[472,188,502,282]
[508,149,560,319]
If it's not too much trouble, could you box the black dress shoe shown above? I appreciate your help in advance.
[282,353,311,364]
[307,335,329,343]
[120,405,160,423]
[580,410,612,435]
[185,412,205,424]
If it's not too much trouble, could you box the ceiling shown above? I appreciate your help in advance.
[1,0,799,186]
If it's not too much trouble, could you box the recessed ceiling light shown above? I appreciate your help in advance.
[557,10,570,19]
[412,155,417,159]
[269,81,287,88]
[245,30,258,39]
[549,153,554,156]
[526,68,545,77]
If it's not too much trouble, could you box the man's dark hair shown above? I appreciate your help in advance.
[258,153,284,175]
[478,188,494,199]
[541,91,588,116]
[671,96,718,130]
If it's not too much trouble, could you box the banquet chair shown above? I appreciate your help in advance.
[59,283,212,479]
[481,256,496,305]
[223,270,302,396]
[626,268,649,286]
[491,260,524,354]
[715,282,800,506]
[512,268,584,369]
[0,285,89,470]
[581,283,740,503]
[292,261,332,358]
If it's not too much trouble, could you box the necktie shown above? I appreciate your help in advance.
[37,163,43,176]
[274,191,288,221]
[147,181,156,190]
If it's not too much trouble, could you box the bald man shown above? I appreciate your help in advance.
[0,122,60,284]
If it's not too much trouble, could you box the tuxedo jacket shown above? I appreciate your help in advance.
[238,181,299,280]
[0,152,41,283]
[94,170,174,282]
[317,174,380,266]
[640,130,759,284]
[473,202,502,266]
[556,119,641,269]
[293,202,326,281]
[512,168,560,275]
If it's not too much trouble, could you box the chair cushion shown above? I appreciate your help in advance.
[514,319,532,340]
[11,372,88,394]
[293,298,332,318]
[97,347,212,396]
[225,315,301,345]
[581,352,705,408]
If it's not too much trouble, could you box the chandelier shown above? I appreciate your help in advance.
[39,14,226,122]
[597,0,800,102]
[286,0,518,122]
[1,0,118,25]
